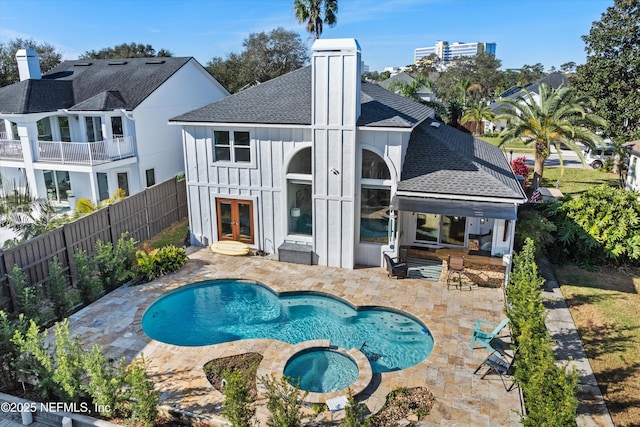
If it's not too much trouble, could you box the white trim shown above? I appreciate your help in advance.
[169,121,310,129]
[395,190,526,204]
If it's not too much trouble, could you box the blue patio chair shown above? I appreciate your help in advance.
[469,318,510,351]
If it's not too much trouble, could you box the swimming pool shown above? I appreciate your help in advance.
[142,279,434,373]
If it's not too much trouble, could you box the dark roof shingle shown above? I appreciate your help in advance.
[0,57,193,114]
[398,120,525,200]
[171,66,434,128]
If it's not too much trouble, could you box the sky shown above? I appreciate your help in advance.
[0,0,612,73]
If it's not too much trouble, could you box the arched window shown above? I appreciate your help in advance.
[287,148,312,236]
[360,150,392,244]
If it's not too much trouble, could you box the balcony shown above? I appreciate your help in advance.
[0,138,24,160]
[35,136,136,166]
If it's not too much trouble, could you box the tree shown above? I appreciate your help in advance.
[460,103,495,135]
[0,38,62,87]
[388,76,431,102]
[560,61,576,73]
[80,42,172,60]
[497,83,607,189]
[206,28,309,93]
[573,0,640,143]
[293,0,338,39]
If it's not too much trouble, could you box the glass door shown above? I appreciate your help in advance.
[216,199,254,244]
[414,213,466,246]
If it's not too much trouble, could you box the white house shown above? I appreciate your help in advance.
[0,49,228,207]
[171,39,527,268]
[624,140,640,193]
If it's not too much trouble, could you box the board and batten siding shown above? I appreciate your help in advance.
[183,124,310,252]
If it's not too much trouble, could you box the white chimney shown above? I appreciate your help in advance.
[311,38,361,126]
[15,49,42,81]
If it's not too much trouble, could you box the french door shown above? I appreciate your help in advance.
[216,198,254,244]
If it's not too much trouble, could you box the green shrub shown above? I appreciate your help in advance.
[122,355,159,427]
[82,345,125,418]
[136,245,187,282]
[506,239,579,426]
[222,369,255,427]
[52,319,84,401]
[0,311,29,389]
[341,389,369,427]
[73,250,101,304]
[48,257,71,321]
[555,185,640,266]
[11,319,56,399]
[261,375,308,427]
[94,233,137,291]
[9,264,41,323]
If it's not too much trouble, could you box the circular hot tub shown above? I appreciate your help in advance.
[284,348,359,393]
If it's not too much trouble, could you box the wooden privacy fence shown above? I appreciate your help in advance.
[0,176,188,313]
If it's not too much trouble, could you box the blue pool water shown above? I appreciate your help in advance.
[142,279,434,373]
[284,349,358,392]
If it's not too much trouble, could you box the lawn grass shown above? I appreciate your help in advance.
[555,265,640,427]
[480,136,533,151]
[141,218,189,249]
[539,167,620,198]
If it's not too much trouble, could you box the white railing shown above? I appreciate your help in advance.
[0,139,24,160]
[35,136,136,165]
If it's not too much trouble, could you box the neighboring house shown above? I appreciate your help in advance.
[624,140,640,193]
[488,72,569,132]
[171,39,526,268]
[378,72,435,102]
[0,49,228,207]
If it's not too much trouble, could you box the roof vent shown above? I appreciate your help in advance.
[145,59,165,64]
[74,62,92,66]
[430,121,441,128]
[108,61,128,65]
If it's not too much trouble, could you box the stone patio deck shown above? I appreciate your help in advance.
[64,246,523,426]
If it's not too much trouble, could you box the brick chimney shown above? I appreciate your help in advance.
[16,49,41,81]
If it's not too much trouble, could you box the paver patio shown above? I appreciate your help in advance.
[64,246,522,426]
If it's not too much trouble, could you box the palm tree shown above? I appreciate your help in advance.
[497,83,607,189]
[461,104,495,135]
[293,0,338,40]
[388,76,432,102]
[456,78,482,106]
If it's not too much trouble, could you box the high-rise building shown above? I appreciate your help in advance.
[414,41,496,64]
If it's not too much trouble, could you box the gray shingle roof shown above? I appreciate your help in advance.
[0,57,193,114]
[171,66,434,127]
[490,72,570,114]
[398,119,526,200]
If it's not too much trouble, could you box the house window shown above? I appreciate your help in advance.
[213,130,251,163]
[415,213,467,247]
[287,148,312,236]
[360,149,392,244]
[145,168,156,187]
[37,118,53,141]
[117,172,129,196]
[58,117,71,142]
[360,186,391,243]
[44,170,70,202]
[111,116,124,138]
[97,172,109,200]
[85,117,103,142]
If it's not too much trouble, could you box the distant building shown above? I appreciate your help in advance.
[414,41,496,64]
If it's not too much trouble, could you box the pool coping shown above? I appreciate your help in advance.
[266,339,373,404]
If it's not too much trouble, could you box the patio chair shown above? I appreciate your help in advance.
[447,255,468,289]
[469,318,510,351]
[473,347,518,391]
[384,253,408,279]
